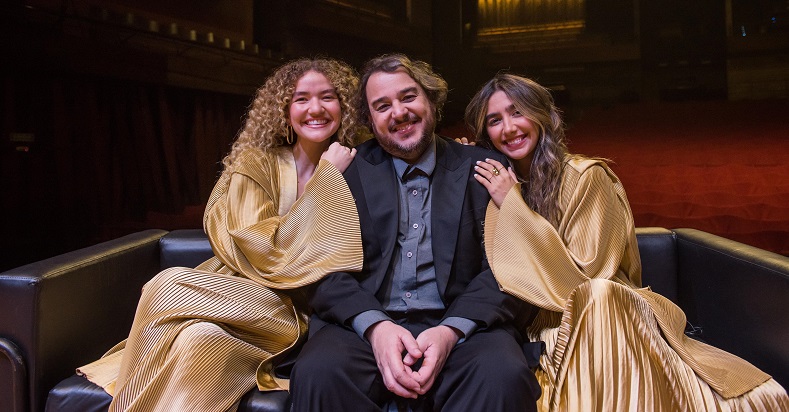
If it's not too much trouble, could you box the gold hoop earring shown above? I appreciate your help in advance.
[286,126,295,145]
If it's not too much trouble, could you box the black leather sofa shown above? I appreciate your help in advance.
[1,228,787,412]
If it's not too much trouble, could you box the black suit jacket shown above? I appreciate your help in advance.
[307,135,527,335]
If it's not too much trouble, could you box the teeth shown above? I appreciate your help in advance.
[306,119,328,125]
[393,121,414,132]
[506,137,523,145]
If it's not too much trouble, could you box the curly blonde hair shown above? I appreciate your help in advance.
[465,73,571,228]
[222,58,369,174]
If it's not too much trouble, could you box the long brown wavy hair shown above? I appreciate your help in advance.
[465,73,571,228]
[222,58,369,174]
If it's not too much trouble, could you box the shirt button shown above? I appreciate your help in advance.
[407,251,413,258]
[412,189,418,196]
[412,223,418,229]
[405,292,412,298]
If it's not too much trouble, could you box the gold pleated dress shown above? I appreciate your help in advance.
[77,147,363,412]
[485,157,789,411]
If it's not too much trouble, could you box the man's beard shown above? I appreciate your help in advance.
[375,113,436,161]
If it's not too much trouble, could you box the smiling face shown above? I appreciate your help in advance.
[288,70,342,149]
[485,90,540,174]
[365,69,435,162]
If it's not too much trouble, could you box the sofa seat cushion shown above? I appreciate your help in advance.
[46,374,290,412]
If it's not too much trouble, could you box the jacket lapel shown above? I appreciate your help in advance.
[356,145,399,269]
[431,137,470,296]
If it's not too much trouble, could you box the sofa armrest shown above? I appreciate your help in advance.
[0,229,167,412]
[635,227,678,303]
[0,337,26,412]
[674,228,789,388]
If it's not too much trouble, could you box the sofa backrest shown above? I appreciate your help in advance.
[160,229,214,270]
[161,228,681,302]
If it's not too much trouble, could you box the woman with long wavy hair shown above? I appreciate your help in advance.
[77,58,369,412]
[465,73,788,411]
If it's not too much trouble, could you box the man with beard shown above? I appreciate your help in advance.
[290,54,540,411]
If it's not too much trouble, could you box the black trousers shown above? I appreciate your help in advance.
[290,313,540,412]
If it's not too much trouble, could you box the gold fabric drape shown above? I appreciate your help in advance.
[485,157,788,411]
[78,147,363,412]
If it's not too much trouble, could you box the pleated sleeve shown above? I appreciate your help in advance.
[203,149,363,289]
[485,158,640,312]
[486,158,776,399]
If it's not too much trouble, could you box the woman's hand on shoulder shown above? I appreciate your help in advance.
[474,158,517,208]
[454,137,475,146]
[321,141,357,173]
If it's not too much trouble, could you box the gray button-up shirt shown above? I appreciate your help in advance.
[383,141,442,312]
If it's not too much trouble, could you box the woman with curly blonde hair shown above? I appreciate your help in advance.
[223,58,368,171]
[466,73,788,411]
[77,58,369,412]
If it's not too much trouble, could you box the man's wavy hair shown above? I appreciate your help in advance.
[222,58,369,174]
[356,53,448,128]
[465,73,570,228]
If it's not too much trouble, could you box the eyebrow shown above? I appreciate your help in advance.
[293,88,336,97]
[485,103,516,121]
[369,86,419,107]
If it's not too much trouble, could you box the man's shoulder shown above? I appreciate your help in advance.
[355,137,381,155]
[344,138,385,184]
[437,135,505,163]
[352,138,388,165]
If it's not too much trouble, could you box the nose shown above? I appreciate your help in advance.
[308,98,324,115]
[391,101,408,121]
[502,116,517,134]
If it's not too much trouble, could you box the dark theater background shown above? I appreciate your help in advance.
[1,0,788,272]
